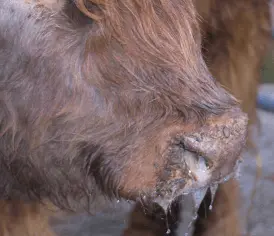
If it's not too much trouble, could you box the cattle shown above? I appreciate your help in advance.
[0,0,267,235]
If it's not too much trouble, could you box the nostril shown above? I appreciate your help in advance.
[170,139,213,180]
[171,138,213,172]
[167,134,215,184]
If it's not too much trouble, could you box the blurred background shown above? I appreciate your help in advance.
[238,2,274,235]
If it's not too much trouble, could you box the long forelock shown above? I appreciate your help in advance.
[77,0,236,119]
[77,0,200,66]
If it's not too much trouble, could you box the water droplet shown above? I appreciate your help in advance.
[209,204,213,210]
[117,200,120,203]
[223,176,230,182]
[184,233,189,236]
[166,229,171,234]
[210,184,218,207]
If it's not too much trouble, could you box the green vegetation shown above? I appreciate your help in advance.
[261,41,274,83]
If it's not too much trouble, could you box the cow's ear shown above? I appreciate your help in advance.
[74,0,104,21]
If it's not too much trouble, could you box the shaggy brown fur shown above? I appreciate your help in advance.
[0,0,255,235]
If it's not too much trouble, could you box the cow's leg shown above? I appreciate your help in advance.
[0,200,57,236]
